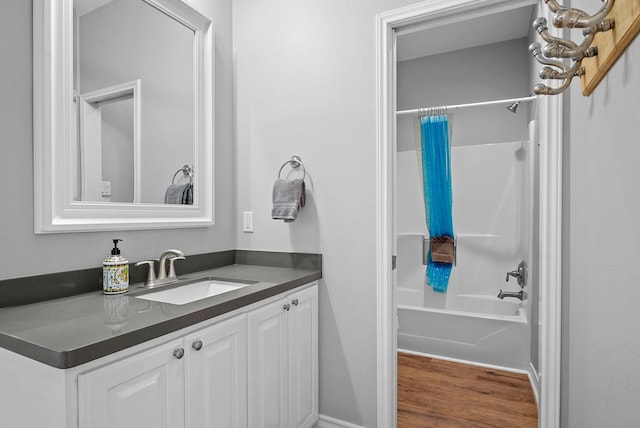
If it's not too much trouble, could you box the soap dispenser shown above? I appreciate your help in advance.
[103,239,129,294]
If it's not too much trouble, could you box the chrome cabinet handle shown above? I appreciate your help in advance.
[291,298,299,306]
[173,348,185,359]
[192,340,203,351]
[283,303,291,311]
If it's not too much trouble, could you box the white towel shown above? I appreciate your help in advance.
[272,179,305,222]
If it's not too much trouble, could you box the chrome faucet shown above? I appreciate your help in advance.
[506,260,527,288]
[497,289,528,301]
[157,249,185,280]
[135,249,185,287]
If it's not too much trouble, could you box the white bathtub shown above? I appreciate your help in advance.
[397,294,530,370]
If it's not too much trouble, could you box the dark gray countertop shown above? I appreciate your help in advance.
[0,263,321,369]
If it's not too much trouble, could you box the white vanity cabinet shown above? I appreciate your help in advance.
[0,282,317,428]
[78,314,247,428]
[184,313,247,428]
[248,285,318,428]
[78,338,186,428]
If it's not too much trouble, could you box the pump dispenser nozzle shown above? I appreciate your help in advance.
[111,239,123,255]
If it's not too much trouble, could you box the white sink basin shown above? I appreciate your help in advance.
[135,279,252,305]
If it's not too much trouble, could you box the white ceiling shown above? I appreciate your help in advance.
[397,6,535,62]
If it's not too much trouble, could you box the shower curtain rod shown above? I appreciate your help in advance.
[396,95,537,116]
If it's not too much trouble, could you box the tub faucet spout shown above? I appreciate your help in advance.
[498,289,527,301]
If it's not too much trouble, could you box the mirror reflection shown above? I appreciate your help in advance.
[74,0,195,204]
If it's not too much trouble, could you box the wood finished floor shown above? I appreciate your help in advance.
[397,353,538,428]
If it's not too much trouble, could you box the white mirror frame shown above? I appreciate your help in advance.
[33,0,214,233]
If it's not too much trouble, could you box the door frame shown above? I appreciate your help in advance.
[375,1,563,426]
[78,79,142,203]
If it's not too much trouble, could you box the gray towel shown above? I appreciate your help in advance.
[164,184,193,205]
[272,179,305,222]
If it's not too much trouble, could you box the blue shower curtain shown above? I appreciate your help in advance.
[418,114,454,292]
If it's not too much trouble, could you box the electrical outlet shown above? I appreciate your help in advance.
[243,211,253,233]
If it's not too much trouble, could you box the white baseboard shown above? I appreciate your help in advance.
[314,414,366,428]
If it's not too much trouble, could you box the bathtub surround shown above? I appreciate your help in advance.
[398,119,531,314]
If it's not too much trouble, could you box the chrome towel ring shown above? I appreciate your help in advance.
[172,164,193,184]
[278,155,306,181]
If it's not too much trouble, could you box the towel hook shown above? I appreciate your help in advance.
[172,164,193,185]
[277,155,306,181]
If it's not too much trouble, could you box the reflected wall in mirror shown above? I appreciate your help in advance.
[34,0,214,233]
[74,0,194,204]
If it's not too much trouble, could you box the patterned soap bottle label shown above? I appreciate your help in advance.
[103,264,129,294]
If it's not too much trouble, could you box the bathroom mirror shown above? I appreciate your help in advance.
[33,0,214,233]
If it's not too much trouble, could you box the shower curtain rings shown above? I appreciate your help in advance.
[417,105,450,117]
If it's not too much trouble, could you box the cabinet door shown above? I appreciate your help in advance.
[185,314,247,428]
[287,285,318,428]
[248,298,288,428]
[78,339,185,428]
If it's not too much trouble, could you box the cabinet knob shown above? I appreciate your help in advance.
[291,298,299,306]
[283,303,291,311]
[173,348,185,359]
[192,340,203,351]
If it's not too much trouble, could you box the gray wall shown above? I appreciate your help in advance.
[562,0,640,425]
[233,0,417,425]
[0,0,235,280]
[397,38,531,150]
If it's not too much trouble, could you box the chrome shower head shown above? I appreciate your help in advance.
[507,101,520,114]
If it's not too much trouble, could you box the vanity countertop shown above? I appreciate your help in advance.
[0,263,321,369]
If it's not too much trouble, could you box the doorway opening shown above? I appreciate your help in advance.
[376,1,562,426]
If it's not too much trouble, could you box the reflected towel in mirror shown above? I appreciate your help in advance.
[164,183,193,205]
